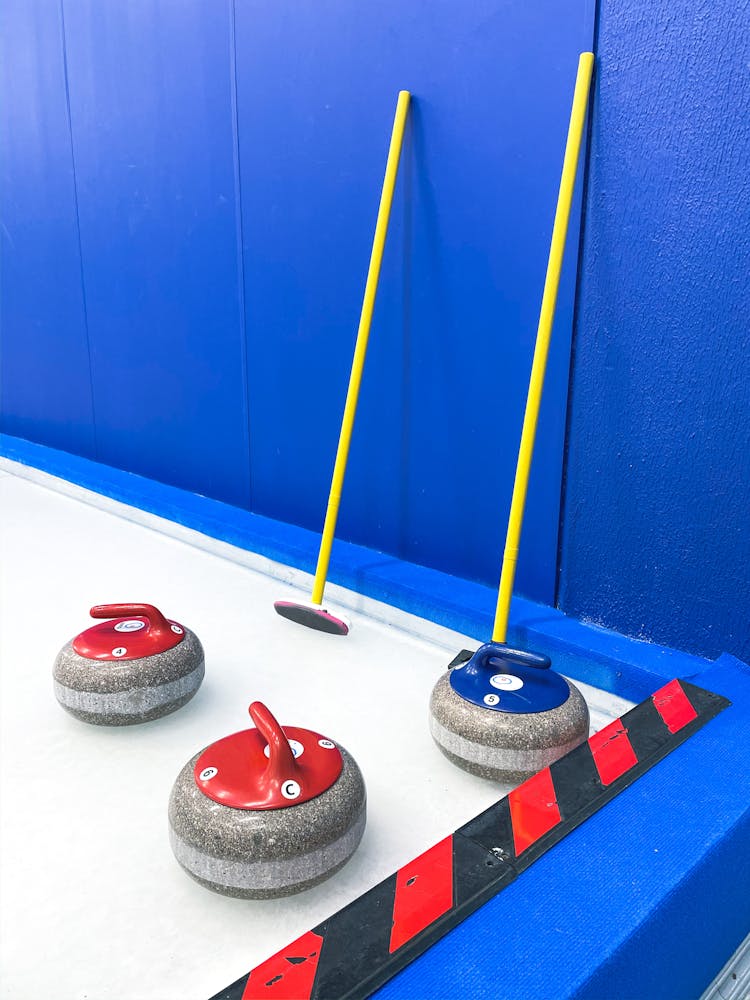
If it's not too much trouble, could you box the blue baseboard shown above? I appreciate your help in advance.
[0,432,709,702]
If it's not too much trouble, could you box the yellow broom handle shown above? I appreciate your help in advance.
[311,90,411,605]
[493,53,594,643]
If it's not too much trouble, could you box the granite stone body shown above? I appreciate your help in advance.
[430,671,589,782]
[53,627,204,725]
[168,745,366,898]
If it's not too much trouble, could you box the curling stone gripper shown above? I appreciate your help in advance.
[429,641,589,782]
[193,701,344,809]
[53,603,204,725]
[448,643,569,712]
[71,603,186,660]
[168,701,366,898]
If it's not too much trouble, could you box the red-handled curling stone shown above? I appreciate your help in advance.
[168,702,366,898]
[53,604,204,725]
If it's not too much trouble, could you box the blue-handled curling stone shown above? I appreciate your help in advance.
[429,642,589,781]
[429,56,595,783]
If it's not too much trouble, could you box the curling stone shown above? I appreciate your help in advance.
[53,603,204,725]
[168,701,366,898]
[430,642,589,782]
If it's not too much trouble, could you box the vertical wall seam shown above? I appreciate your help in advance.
[59,0,98,461]
[554,3,602,611]
[229,0,253,509]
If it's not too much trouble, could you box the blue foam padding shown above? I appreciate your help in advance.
[0,432,707,704]
[375,654,750,1000]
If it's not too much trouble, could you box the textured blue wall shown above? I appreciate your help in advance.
[0,0,250,505]
[233,0,592,600]
[61,0,251,506]
[0,0,95,457]
[4,1,747,658]
[558,0,750,659]
[0,0,594,604]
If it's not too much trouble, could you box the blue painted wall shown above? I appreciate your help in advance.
[558,0,750,660]
[234,0,592,599]
[1,0,250,505]
[0,0,593,604]
[0,0,95,457]
[3,0,747,659]
[62,0,251,506]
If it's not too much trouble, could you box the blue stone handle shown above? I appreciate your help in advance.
[468,642,551,673]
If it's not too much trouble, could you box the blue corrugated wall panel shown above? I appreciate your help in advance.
[0,0,95,456]
[60,0,251,506]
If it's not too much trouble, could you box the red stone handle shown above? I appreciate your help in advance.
[249,701,299,792]
[193,703,343,809]
[89,603,172,637]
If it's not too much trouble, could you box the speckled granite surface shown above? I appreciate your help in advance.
[429,671,589,781]
[53,627,204,724]
[169,745,366,898]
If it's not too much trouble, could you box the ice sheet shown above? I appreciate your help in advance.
[0,469,631,1000]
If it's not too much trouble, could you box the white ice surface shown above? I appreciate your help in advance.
[0,467,632,1000]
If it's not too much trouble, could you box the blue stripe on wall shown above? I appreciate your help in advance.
[558,0,750,660]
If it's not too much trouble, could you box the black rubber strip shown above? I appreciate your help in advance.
[209,978,247,1000]
[457,794,517,865]
[209,680,730,1000]
[311,874,398,999]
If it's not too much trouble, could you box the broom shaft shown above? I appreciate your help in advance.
[493,53,594,643]
[311,91,411,606]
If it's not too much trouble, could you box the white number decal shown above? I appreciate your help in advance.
[281,780,301,800]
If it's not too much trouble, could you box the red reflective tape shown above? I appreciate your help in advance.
[653,679,698,734]
[509,767,561,856]
[389,835,454,953]
[242,930,323,999]
[589,718,639,786]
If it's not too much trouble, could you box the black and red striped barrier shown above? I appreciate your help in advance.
[210,677,729,1000]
